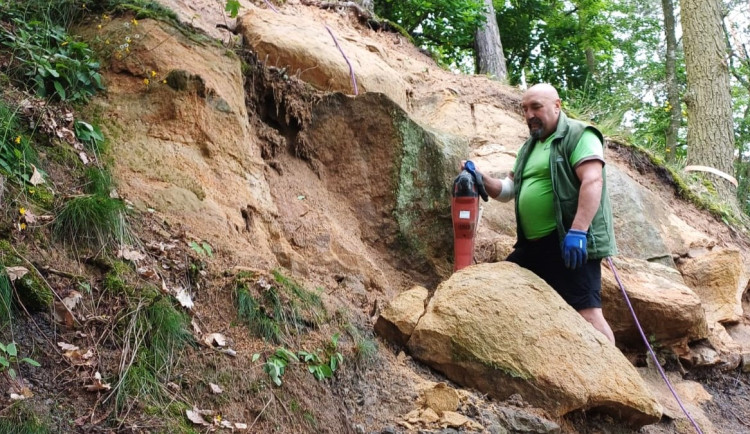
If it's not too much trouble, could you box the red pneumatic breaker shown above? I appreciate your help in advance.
[451,160,488,272]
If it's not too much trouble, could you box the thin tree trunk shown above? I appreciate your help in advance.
[680,0,738,208]
[661,0,681,162]
[475,0,507,81]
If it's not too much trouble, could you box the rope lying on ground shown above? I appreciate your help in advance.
[607,257,704,434]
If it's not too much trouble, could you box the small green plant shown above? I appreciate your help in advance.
[298,334,343,381]
[188,241,213,257]
[0,342,41,380]
[225,0,241,18]
[0,401,50,433]
[74,121,106,154]
[0,272,13,327]
[52,194,126,250]
[263,347,298,386]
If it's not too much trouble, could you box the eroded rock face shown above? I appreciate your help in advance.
[677,247,745,324]
[407,261,662,427]
[374,285,429,347]
[237,7,410,109]
[601,257,709,347]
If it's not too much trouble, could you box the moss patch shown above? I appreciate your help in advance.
[0,240,53,311]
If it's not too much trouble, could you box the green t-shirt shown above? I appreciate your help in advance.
[513,130,604,239]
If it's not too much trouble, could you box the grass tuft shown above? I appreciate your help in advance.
[52,194,126,250]
[0,271,12,328]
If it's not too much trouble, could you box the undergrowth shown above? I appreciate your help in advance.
[235,270,325,344]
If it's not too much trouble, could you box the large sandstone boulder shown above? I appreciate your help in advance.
[407,262,662,427]
[601,257,709,347]
[677,247,745,324]
[375,286,429,346]
[237,7,410,109]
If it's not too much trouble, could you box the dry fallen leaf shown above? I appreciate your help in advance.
[29,165,44,186]
[209,383,223,394]
[118,246,146,262]
[234,423,248,429]
[8,384,33,401]
[79,152,89,165]
[175,288,194,309]
[62,291,83,311]
[53,301,75,328]
[136,267,157,279]
[191,318,202,335]
[186,407,213,426]
[84,372,110,392]
[58,342,79,352]
[5,266,29,281]
[202,333,227,348]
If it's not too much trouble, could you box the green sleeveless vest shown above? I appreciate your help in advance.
[513,112,617,259]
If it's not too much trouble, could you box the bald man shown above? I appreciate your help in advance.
[466,83,618,344]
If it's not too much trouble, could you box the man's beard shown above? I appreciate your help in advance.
[528,118,543,139]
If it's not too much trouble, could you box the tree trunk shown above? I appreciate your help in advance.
[475,0,507,81]
[661,0,681,162]
[680,0,738,207]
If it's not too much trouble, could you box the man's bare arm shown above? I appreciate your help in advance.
[570,160,603,231]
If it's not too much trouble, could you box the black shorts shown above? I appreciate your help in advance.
[505,232,602,310]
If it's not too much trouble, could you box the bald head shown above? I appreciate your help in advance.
[521,83,562,140]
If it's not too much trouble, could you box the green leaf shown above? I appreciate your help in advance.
[53,80,66,99]
[7,342,17,357]
[0,342,6,353]
[251,353,260,363]
[21,357,40,367]
[201,242,213,257]
[225,0,241,18]
[0,357,9,368]
[8,368,16,379]
[189,241,205,256]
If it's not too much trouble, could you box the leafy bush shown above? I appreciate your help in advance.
[0,4,104,103]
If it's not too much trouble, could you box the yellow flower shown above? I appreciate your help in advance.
[162,80,167,84]
[19,223,26,230]
[103,14,110,20]
[28,189,35,194]
[19,208,26,215]
[14,136,21,144]
[125,47,130,53]
[105,39,110,45]
[61,41,69,46]
[131,18,138,26]
[97,24,102,29]
[151,70,157,77]
[143,78,150,85]
[666,148,671,153]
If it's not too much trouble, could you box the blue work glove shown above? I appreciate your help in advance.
[562,229,588,269]
[463,160,489,202]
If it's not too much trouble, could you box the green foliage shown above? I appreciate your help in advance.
[263,347,298,387]
[188,241,213,258]
[225,0,241,18]
[0,401,50,433]
[116,296,193,415]
[374,0,486,69]
[0,100,41,186]
[144,297,195,369]
[75,121,106,154]
[52,194,126,250]
[235,271,325,344]
[298,334,343,381]
[0,3,104,103]
[86,0,179,23]
[0,272,12,327]
[0,342,41,381]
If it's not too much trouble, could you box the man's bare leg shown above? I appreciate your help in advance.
[578,307,615,344]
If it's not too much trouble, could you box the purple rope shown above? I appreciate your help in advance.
[263,0,280,13]
[606,257,703,434]
[324,25,359,95]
